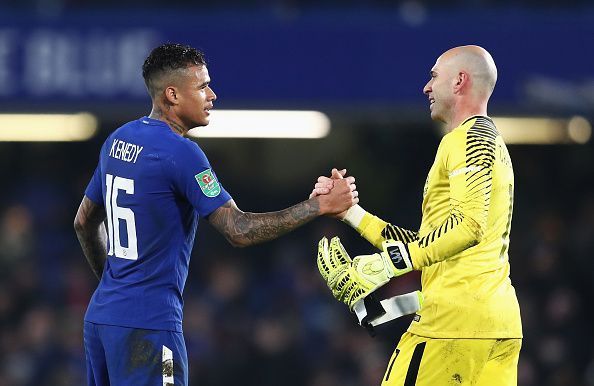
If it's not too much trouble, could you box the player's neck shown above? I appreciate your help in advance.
[148,105,189,136]
[447,102,488,131]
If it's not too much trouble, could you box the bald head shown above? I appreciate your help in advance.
[423,45,498,128]
[438,45,498,97]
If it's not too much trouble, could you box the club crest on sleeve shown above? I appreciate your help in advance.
[195,169,221,197]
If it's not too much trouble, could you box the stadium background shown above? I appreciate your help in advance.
[1,1,593,385]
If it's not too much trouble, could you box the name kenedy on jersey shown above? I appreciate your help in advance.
[109,139,143,163]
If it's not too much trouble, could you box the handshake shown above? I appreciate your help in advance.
[308,168,358,219]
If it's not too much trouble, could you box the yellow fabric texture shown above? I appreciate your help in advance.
[381,332,521,386]
[356,116,522,339]
[357,212,418,249]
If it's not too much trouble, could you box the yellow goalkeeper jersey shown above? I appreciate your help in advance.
[358,116,522,339]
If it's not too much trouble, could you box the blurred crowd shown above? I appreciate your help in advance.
[0,121,593,386]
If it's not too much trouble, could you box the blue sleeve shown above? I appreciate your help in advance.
[84,166,104,205]
[169,140,232,217]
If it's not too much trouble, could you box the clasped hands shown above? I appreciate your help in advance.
[309,168,357,218]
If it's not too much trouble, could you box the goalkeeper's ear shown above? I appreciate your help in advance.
[381,240,414,276]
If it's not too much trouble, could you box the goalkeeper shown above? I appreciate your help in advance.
[311,46,522,385]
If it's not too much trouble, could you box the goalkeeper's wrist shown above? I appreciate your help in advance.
[343,206,388,250]
[342,205,367,228]
[382,240,414,276]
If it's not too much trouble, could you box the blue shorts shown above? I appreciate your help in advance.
[84,321,188,386]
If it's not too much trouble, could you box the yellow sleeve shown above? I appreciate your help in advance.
[408,127,495,269]
[355,212,418,250]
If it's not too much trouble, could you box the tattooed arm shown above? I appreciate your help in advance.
[74,196,108,279]
[208,199,318,247]
[208,177,358,247]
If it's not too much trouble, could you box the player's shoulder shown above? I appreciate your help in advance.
[103,118,150,145]
[168,131,207,160]
[155,129,210,169]
[113,117,147,135]
[444,116,498,145]
[464,116,498,140]
[439,126,464,149]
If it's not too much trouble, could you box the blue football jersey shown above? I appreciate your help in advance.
[84,116,232,332]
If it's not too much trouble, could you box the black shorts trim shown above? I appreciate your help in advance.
[404,342,426,386]
[384,349,400,381]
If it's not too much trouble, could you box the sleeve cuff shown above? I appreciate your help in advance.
[347,209,388,250]
[406,242,423,270]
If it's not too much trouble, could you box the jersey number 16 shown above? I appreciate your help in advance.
[105,174,138,260]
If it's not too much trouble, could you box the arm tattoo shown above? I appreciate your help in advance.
[208,199,321,247]
[74,197,108,280]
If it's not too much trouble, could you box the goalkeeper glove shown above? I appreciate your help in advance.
[318,237,414,310]
[351,239,414,290]
[317,236,354,301]
[318,236,371,307]
[317,236,351,283]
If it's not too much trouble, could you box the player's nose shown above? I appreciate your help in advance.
[423,82,431,95]
[207,86,217,101]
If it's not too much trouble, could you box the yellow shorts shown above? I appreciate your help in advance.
[381,332,521,386]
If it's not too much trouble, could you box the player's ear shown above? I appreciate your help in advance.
[164,86,179,105]
[453,71,469,94]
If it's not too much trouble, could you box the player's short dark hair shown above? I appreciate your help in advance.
[142,43,207,97]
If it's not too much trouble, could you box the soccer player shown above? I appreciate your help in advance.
[312,46,522,385]
[73,43,358,386]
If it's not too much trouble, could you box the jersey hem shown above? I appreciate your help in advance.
[84,317,183,333]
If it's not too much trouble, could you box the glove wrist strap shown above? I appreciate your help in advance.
[385,241,412,271]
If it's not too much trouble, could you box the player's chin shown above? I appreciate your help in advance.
[429,108,441,121]
[194,116,211,127]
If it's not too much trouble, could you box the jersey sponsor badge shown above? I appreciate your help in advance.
[195,169,221,197]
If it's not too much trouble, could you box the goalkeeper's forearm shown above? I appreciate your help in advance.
[342,205,419,250]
